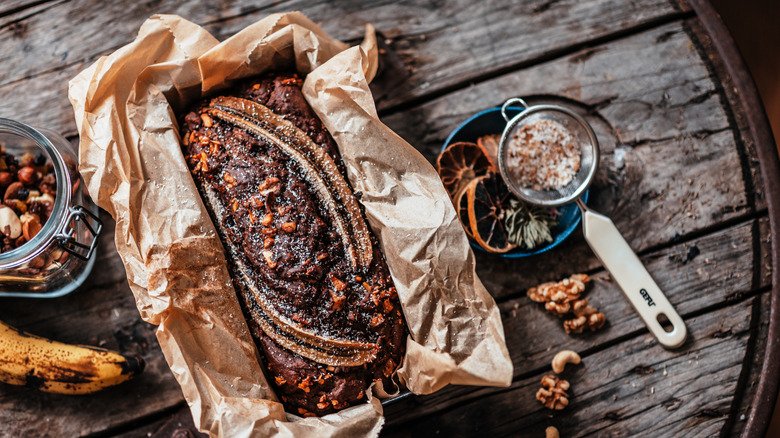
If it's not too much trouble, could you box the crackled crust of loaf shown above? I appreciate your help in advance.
[180,73,407,416]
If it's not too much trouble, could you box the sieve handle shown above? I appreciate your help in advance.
[577,200,687,349]
[501,97,529,122]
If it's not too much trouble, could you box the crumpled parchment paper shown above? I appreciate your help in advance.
[68,12,512,438]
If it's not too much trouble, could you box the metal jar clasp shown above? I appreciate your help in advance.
[55,206,103,261]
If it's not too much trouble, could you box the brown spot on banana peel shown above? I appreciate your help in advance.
[207,97,373,272]
[28,351,143,394]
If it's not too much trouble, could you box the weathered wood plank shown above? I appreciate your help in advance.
[759,217,772,289]
[726,293,770,437]
[0,0,57,15]
[215,0,688,111]
[0,0,682,88]
[383,21,750,297]
[0,0,683,136]
[113,405,205,438]
[0,62,89,138]
[0,213,184,438]
[684,17,769,213]
[0,0,62,28]
[382,298,755,437]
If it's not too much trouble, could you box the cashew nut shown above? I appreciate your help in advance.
[30,193,54,204]
[24,189,41,202]
[0,206,22,239]
[545,426,560,438]
[551,350,581,374]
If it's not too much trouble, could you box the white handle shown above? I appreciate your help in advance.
[579,202,687,348]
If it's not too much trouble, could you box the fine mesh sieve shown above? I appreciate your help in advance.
[497,98,598,207]
[495,97,688,349]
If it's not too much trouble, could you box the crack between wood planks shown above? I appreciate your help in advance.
[198,0,294,27]
[82,401,188,438]
[0,42,120,90]
[0,277,134,331]
[665,88,718,110]
[0,0,295,90]
[617,126,731,150]
[0,0,68,30]
[574,284,770,371]
[629,208,766,261]
[0,0,63,20]
[377,9,697,118]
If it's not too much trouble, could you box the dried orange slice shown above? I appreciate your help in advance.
[436,142,494,198]
[453,184,474,239]
[467,173,517,253]
[477,134,501,170]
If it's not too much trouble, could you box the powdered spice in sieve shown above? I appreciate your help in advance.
[505,119,581,191]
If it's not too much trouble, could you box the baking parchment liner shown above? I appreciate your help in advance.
[68,12,512,438]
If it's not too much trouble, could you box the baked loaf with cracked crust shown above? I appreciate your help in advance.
[180,73,407,417]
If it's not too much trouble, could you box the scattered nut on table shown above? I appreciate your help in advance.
[527,273,607,333]
[536,375,570,410]
[551,350,581,374]
[545,426,560,438]
[527,273,589,304]
[564,311,606,334]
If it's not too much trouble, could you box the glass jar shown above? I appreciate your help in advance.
[0,119,102,298]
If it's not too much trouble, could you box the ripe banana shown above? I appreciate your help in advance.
[0,319,144,394]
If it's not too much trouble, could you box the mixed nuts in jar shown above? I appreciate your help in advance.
[0,119,101,298]
[0,150,57,253]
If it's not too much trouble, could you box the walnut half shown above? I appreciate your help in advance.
[526,274,607,333]
[536,375,570,410]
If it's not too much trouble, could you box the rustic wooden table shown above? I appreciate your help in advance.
[0,1,778,437]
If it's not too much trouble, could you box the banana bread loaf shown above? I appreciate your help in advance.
[180,73,407,416]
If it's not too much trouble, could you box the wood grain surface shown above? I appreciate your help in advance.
[0,0,775,437]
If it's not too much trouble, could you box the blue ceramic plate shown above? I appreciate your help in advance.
[442,106,587,258]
